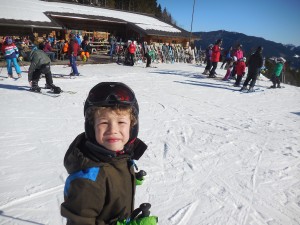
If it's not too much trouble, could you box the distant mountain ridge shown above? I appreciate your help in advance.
[193,30,300,69]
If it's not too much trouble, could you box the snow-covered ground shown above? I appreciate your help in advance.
[0,62,299,225]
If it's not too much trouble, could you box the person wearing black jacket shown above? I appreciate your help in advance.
[142,41,151,67]
[240,46,264,92]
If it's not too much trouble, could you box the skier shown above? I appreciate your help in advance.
[202,44,213,75]
[222,56,235,81]
[68,33,80,76]
[142,41,152,67]
[233,57,246,87]
[220,47,232,69]
[28,47,61,93]
[1,36,22,78]
[240,46,264,92]
[230,44,244,79]
[127,40,136,66]
[109,34,117,59]
[270,57,286,88]
[209,39,223,78]
[60,82,158,225]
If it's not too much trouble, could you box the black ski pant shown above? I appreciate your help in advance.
[32,63,53,85]
[205,60,212,71]
[242,72,259,88]
[235,75,243,86]
[271,74,281,87]
[144,53,151,67]
[128,53,135,66]
[209,62,218,75]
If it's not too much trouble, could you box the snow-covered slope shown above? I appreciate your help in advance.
[0,63,299,225]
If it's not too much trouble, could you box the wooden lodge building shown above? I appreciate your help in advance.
[0,0,194,46]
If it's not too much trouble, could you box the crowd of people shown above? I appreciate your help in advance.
[202,39,286,92]
[1,34,286,93]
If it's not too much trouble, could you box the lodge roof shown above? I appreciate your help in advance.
[0,0,190,38]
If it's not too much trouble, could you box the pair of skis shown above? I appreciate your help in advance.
[29,88,77,97]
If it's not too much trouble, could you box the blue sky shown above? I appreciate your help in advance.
[157,0,300,46]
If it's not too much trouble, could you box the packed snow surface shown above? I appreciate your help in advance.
[0,62,300,225]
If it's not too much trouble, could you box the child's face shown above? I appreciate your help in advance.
[94,109,131,152]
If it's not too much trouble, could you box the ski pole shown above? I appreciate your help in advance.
[139,203,151,218]
[130,203,151,220]
[135,170,146,180]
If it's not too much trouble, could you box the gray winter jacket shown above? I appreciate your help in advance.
[28,49,51,80]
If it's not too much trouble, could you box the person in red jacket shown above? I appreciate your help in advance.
[209,39,223,78]
[68,33,80,76]
[234,57,246,87]
[127,40,136,66]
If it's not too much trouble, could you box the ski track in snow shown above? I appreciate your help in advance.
[0,63,300,224]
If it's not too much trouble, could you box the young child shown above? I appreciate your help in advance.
[234,57,247,87]
[222,56,235,81]
[270,57,285,88]
[61,82,157,225]
[1,36,22,78]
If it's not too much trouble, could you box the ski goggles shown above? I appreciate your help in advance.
[85,82,136,108]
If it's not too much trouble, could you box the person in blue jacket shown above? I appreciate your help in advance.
[1,36,22,78]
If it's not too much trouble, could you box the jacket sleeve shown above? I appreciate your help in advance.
[61,171,106,225]
[28,55,38,81]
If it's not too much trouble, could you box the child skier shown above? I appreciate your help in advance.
[270,57,285,88]
[61,82,157,225]
[233,57,247,87]
[1,36,22,78]
[222,56,235,81]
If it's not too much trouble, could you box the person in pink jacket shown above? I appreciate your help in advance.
[209,39,223,78]
[230,44,244,79]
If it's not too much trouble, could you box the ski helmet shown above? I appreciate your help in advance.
[5,36,12,44]
[278,57,286,63]
[84,82,139,145]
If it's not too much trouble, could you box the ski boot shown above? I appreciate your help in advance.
[269,85,276,88]
[208,74,216,78]
[202,69,209,75]
[45,83,52,89]
[240,86,247,91]
[276,84,281,88]
[248,87,254,92]
[48,83,62,94]
[30,81,41,92]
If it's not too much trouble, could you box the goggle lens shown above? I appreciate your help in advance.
[87,83,135,106]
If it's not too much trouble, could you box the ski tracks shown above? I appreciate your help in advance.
[168,201,199,225]
[0,184,64,210]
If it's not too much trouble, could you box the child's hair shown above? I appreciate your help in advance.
[86,105,137,128]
